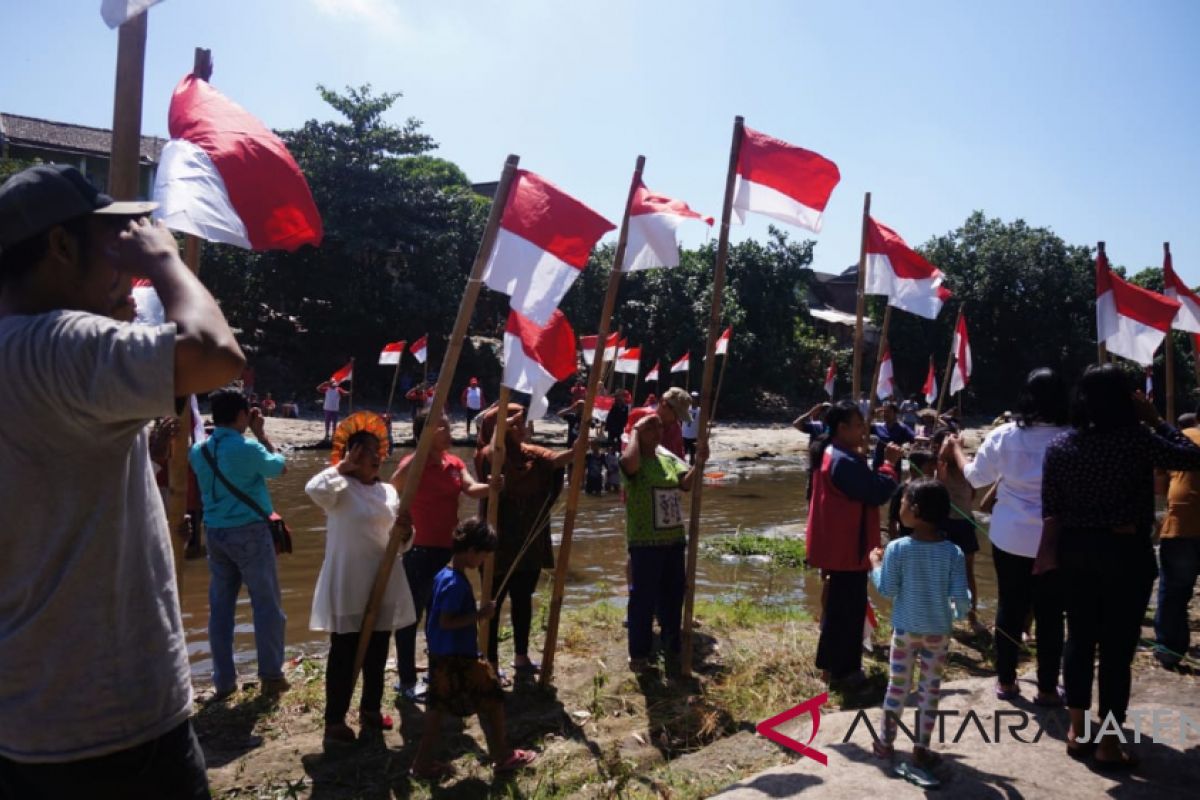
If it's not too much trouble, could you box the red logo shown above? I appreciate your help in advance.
[756,692,828,765]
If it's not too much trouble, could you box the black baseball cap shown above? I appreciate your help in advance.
[0,164,157,252]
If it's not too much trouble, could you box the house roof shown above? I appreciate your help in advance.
[812,263,860,284]
[0,113,166,163]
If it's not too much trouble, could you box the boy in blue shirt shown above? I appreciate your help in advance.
[410,518,537,780]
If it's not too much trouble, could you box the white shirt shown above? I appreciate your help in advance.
[323,387,342,412]
[962,422,1070,558]
[465,386,482,410]
[305,467,416,633]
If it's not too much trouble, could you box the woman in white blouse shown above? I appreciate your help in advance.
[944,368,1069,705]
[306,417,415,748]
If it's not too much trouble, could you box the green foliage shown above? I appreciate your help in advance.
[701,532,807,568]
[0,156,38,184]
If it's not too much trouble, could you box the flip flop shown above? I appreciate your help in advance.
[494,749,538,774]
[1033,687,1066,708]
[994,683,1020,701]
[894,761,940,789]
[1066,739,1095,761]
[1093,748,1140,772]
[873,740,895,760]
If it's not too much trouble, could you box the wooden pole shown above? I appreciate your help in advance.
[936,306,962,414]
[384,359,402,419]
[1165,242,1176,424]
[681,116,745,677]
[108,12,149,200]
[708,348,730,433]
[631,353,642,406]
[1098,241,1109,364]
[477,385,510,656]
[851,193,872,400]
[540,155,645,687]
[865,304,893,422]
[353,155,520,681]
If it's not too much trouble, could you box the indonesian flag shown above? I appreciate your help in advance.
[949,314,972,396]
[732,126,840,233]
[502,309,577,419]
[580,332,620,360]
[923,357,938,405]
[131,278,164,326]
[670,352,690,374]
[1096,249,1179,366]
[876,347,895,400]
[715,326,732,356]
[1163,249,1200,333]
[410,335,428,364]
[615,346,641,375]
[823,359,836,398]
[864,217,949,319]
[331,361,353,385]
[153,75,322,251]
[592,394,615,423]
[101,0,162,28]
[623,180,712,271]
[645,360,661,382]
[378,341,406,366]
[482,170,615,325]
[615,338,630,359]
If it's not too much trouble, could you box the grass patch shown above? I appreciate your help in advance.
[701,532,807,568]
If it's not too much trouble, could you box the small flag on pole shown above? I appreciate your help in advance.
[410,335,428,364]
[378,341,406,366]
[824,359,836,398]
[670,352,690,374]
[732,126,840,233]
[101,0,162,28]
[949,315,972,396]
[591,394,615,422]
[615,346,641,375]
[580,332,620,356]
[331,361,353,385]
[1096,249,1179,366]
[623,180,712,271]
[1163,250,1200,333]
[876,347,895,400]
[923,357,938,405]
[502,309,577,419]
[715,326,732,356]
[864,218,949,320]
[645,360,661,383]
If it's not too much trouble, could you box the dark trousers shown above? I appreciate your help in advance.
[627,542,687,659]
[486,568,542,665]
[326,631,390,725]
[992,544,1065,691]
[815,570,868,679]
[395,546,452,686]
[1061,529,1155,724]
[1155,537,1200,664]
[0,720,209,800]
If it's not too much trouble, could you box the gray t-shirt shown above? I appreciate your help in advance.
[0,310,191,762]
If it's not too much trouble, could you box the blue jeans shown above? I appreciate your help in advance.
[1155,538,1200,665]
[627,542,686,660]
[207,522,286,692]
[395,546,452,685]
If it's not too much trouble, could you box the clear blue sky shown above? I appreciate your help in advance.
[5,1,1199,281]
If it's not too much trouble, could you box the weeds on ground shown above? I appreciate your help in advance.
[701,532,807,569]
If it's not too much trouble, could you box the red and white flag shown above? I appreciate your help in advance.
[823,359,836,398]
[732,126,840,233]
[153,75,322,251]
[591,394,615,423]
[715,326,732,356]
[876,347,895,400]
[1163,249,1200,333]
[101,0,162,28]
[949,314,972,396]
[645,360,660,383]
[410,335,428,364]
[1096,249,1179,366]
[331,361,353,385]
[615,346,641,375]
[864,218,949,319]
[503,309,577,419]
[923,357,938,405]
[623,180,712,271]
[670,352,690,374]
[483,170,614,326]
[378,340,406,366]
[580,332,620,358]
[131,278,164,326]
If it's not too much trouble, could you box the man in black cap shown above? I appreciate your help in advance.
[0,165,244,799]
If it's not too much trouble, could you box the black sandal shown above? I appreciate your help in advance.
[1093,747,1139,772]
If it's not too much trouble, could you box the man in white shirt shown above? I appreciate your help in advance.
[461,376,485,436]
[317,379,350,440]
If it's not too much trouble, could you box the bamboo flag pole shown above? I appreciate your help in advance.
[353,154,520,681]
[865,304,893,422]
[936,306,963,415]
[477,384,511,655]
[1098,242,1109,364]
[1165,242,1176,424]
[708,344,731,433]
[384,354,402,420]
[851,193,872,400]
[681,116,745,678]
[540,155,645,687]
[631,352,642,405]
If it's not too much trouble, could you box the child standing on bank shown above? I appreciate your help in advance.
[604,445,621,493]
[869,479,970,774]
[584,440,605,496]
[410,518,537,781]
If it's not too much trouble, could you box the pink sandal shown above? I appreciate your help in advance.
[494,749,538,774]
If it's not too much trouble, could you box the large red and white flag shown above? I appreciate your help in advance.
[591,394,615,423]
[101,0,162,28]
[864,218,949,319]
[623,180,712,271]
[378,341,406,366]
[923,357,938,405]
[615,346,641,375]
[876,347,895,400]
[331,361,353,385]
[1096,249,1179,366]
[645,360,661,382]
[153,75,322,251]
[715,326,732,356]
[949,314,972,396]
[580,332,619,357]
[483,170,614,325]
[670,352,690,374]
[503,309,577,419]
[823,359,836,398]
[1163,250,1200,333]
[410,335,428,364]
[732,126,840,233]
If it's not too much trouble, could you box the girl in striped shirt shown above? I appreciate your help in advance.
[869,478,971,771]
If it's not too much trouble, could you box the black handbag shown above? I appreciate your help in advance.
[200,442,293,555]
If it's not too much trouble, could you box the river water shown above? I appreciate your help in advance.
[178,447,1000,679]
